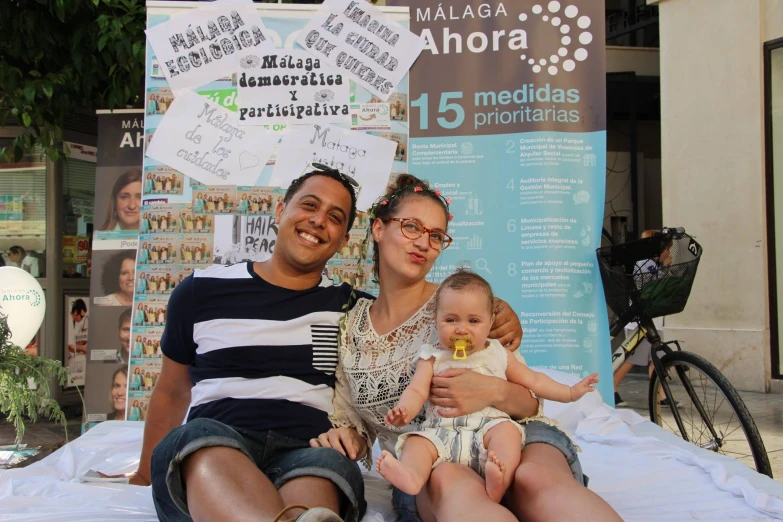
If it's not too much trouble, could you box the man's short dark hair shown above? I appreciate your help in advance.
[118,309,132,327]
[71,299,87,314]
[283,168,358,233]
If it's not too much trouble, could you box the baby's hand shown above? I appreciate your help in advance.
[385,406,410,427]
[569,373,599,401]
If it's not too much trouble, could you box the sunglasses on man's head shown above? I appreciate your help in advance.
[302,162,361,190]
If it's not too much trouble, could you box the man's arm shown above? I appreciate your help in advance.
[130,355,192,485]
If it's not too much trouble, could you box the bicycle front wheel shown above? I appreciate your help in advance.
[648,351,772,477]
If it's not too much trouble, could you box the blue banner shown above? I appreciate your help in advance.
[390,0,612,400]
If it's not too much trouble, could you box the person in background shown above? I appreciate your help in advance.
[613,229,677,408]
[9,246,40,277]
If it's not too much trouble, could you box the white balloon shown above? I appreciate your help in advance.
[0,267,46,349]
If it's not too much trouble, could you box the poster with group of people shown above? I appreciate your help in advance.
[82,110,144,427]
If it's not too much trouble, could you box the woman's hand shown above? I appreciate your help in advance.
[430,369,502,417]
[489,298,522,350]
[309,427,367,461]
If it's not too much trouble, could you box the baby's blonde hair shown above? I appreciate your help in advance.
[434,268,494,315]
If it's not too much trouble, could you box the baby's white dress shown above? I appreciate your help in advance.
[394,338,526,476]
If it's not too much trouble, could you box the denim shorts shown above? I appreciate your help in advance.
[150,418,366,522]
[392,420,586,522]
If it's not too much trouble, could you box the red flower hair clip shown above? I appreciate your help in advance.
[434,189,441,196]
[380,199,389,206]
[414,186,423,192]
[448,213,454,221]
[445,198,452,204]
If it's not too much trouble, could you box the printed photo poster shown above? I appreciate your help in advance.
[270,123,397,210]
[213,214,277,265]
[81,305,133,428]
[387,0,613,401]
[145,2,275,94]
[143,165,184,197]
[94,112,145,241]
[350,103,391,130]
[64,295,89,388]
[295,0,425,101]
[237,50,351,125]
[147,87,173,116]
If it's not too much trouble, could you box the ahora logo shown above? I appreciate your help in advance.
[419,1,594,77]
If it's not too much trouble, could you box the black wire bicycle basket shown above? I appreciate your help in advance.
[596,231,702,322]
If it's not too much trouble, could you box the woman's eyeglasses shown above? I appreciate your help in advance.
[301,162,361,191]
[381,218,453,250]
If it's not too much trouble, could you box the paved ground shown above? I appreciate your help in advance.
[616,373,783,481]
[2,375,782,481]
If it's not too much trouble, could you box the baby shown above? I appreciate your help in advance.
[377,269,598,502]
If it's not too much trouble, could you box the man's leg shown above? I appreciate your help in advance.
[183,446,286,522]
[278,476,341,519]
[151,418,288,522]
[268,446,366,522]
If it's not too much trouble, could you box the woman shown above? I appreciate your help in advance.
[133,304,144,326]
[130,367,143,390]
[107,367,128,420]
[147,95,158,116]
[97,250,135,306]
[315,175,621,522]
[138,243,149,265]
[193,193,205,213]
[128,399,142,421]
[132,335,144,359]
[100,170,142,231]
[237,193,249,213]
[144,172,154,195]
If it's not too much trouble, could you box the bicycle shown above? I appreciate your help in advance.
[596,228,773,477]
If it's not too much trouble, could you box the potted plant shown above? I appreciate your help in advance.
[0,312,70,444]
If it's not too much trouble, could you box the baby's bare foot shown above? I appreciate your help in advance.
[376,450,426,495]
[485,450,508,503]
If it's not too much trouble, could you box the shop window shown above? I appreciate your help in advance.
[766,40,783,378]
[63,156,96,278]
[0,140,46,277]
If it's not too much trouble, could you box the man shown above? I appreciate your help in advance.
[126,168,368,522]
[67,299,89,357]
[117,309,132,364]
[9,245,39,277]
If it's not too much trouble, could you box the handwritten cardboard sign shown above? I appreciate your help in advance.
[295,0,425,101]
[146,91,278,186]
[270,123,396,211]
[146,3,275,93]
[237,50,350,125]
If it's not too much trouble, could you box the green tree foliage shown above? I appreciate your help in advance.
[0,0,146,162]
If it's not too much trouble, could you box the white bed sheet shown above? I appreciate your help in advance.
[2,369,783,521]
